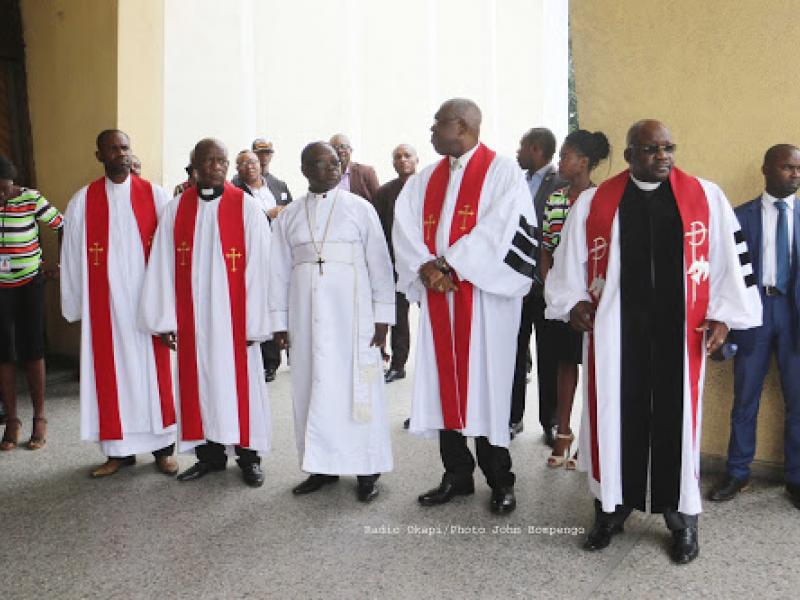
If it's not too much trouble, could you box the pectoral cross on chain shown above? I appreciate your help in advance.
[457,205,475,231]
[315,256,325,275]
[89,242,104,266]
[225,247,242,272]
[424,214,436,242]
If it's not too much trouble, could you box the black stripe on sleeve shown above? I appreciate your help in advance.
[744,273,756,288]
[734,229,745,244]
[511,231,535,257]
[504,249,535,279]
[519,215,536,238]
[738,251,751,266]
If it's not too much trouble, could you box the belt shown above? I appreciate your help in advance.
[291,241,362,267]
[763,285,783,297]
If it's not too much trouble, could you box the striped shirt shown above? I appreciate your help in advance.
[542,187,575,252]
[0,188,64,287]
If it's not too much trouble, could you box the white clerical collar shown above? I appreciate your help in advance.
[308,189,335,200]
[762,190,795,210]
[629,173,662,192]
[449,143,480,171]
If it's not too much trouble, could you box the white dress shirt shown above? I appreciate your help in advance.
[760,191,794,286]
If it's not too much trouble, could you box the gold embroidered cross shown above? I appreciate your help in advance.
[424,214,436,242]
[225,247,242,272]
[457,205,474,231]
[177,241,191,266]
[89,242,104,266]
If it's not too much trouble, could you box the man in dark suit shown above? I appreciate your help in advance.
[509,127,563,443]
[251,138,293,206]
[709,144,800,509]
[330,134,380,203]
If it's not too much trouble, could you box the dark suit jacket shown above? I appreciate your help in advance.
[731,195,800,350]
[530,164,565,289]
[373,177,406,265]
[347,162,380,203]
[265,173,292,206]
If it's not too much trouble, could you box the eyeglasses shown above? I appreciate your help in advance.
[331,145,351,152]
[629,144,677,155]
[237,159,259,167]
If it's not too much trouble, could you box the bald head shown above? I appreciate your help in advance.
[430,98,482,157]
[392,143,418,179]
[301,141,342,193]
[762,144,800,199]
[192,138,229,188]
[623,119,675,182]
[330,134,353,170]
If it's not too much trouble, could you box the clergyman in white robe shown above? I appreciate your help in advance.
[61,174,176,463]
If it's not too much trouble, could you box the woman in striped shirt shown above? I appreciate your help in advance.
[0,155,63,451]
[541,130,610,468]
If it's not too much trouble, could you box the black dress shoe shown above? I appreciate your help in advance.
[418,476,474,506]
[708,475,749,501]
[176,461,225,482]
[671,526,699,564]
[265,368,277,382]
[403,418,410,430]
[238,460,264,487]
[357,480,379,502]
[509,422,523,440]
[490,486,516,514]
[543,425,556,448]
[292,474,339,495]
[583,521,624,551]
[385,368,406,383]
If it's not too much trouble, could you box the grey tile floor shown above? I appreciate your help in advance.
[2,344,799,599]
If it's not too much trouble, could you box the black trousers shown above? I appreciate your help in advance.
[261,340,282,372]
[593,499,697,531]
[389,292,410,370]
[439,430,515,489]
[510,294,558,429]
[196,441,259,467]
[112,443,174,460]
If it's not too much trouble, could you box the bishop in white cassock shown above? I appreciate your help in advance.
[61,129,178,478]
[270,142,395,503]
[393,99,537,514]
[140,138,272,488]
[545,120,762,564]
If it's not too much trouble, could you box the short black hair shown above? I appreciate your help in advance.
[763,144,799,167]
[96,129,126,150]
[301,141,335,166]
[0,155,17,180]
[522,128,556,161]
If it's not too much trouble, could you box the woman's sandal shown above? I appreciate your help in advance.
[566,449,578,470]
[0,417,22,451]
[546,431,575,468]
[27,417,47,450]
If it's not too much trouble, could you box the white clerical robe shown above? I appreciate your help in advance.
[61,176,176,456]
[140,190,272,453]
[269,189,395,475]
[545,176,762,515]
[393,146,536,448]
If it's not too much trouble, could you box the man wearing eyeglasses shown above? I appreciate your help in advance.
[330,134,380,204]
[545,119,761,564]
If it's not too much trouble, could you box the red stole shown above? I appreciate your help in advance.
[584,168,709,482]
[85,175,176,441]
[173,182,251,447]
[422,144,496,429]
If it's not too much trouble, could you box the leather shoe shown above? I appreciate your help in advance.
[671,526,699,564]
[357,480,379,502]
[90,456,136,478]
[292,474,339,495]
[786,483,800,509]
[176,461,225,482]
[509,421,523,440]
[384,368,406,383]
[708,475,749,501]
[418,476,474,506]
[583,520,624,551]
[403,418,410,430]
[265,368,277,383]
[238,460,265,487]
[490,486,516,514]
[155,455,179,475]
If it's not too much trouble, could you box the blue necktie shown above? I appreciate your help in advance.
[775,200,790,294]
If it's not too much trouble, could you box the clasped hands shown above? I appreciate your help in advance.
[419,258,458,293]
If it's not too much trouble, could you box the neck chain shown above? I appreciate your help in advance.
[304,189,338,275]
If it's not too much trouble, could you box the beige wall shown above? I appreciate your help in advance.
[21,0,119,357]
[570,0,799,465]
